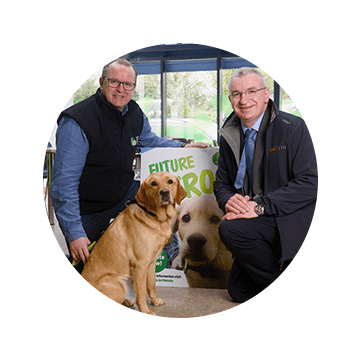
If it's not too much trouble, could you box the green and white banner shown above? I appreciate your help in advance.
[140,147,232,289]
[141,147,220,199]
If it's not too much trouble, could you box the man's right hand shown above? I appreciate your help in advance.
[69,237,91,264]
[224,194,251,216]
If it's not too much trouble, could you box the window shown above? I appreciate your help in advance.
[280,88,302,118]
[165,70,217,145]
[132,73,161,120]
[61,45,304,148]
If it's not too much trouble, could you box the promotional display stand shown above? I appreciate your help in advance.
[140,147,232,288]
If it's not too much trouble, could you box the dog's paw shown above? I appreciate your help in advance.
[138,307,157,316]
[145,310,157,316]
[122,298,136,308]
[150,297,165,307]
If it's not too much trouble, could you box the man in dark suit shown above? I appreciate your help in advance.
[214,68,317,303]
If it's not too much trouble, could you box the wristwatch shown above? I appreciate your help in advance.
[254,202,265,216]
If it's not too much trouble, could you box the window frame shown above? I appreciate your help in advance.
[124,45,281,144]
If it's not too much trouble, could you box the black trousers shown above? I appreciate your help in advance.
[219,215,284,303]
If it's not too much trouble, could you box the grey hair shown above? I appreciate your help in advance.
[228,67,267,95]
[101,58,138,83]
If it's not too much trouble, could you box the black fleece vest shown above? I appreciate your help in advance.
[57,88,143,215]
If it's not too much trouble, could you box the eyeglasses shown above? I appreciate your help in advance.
[231,87,267,100]
[104,78,136,91]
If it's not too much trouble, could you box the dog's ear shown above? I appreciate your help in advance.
[175,177,187,205]
[170,208,180,233]
[136,180,148,206]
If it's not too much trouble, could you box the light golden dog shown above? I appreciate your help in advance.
[81,172,187,315]
[172,194,233,288]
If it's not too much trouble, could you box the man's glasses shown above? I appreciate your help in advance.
[105,78,136,91]
[231,87,267,100]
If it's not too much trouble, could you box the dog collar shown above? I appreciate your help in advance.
[126,199,157,217]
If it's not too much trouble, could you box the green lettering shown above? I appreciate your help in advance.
[170,159,179,172]
[179,157,188,171]
[186,155,195,169]
[200,169,215,194]
[182,172,201,198]
[149,164,157,174]
[162,160,170,172]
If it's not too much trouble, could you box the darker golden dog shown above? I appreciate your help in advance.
[81,172,187,315]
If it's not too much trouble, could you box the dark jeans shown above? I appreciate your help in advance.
[164,234,180,268]
[81,180,140,243]
[218,216,284,303]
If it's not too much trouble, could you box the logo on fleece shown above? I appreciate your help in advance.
[269,145,287,153]
[131,136,139,146]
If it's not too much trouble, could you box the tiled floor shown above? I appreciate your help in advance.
[50,217,241,318]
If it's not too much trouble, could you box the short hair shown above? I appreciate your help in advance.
[228,67,267,95]
[101,58,138,83]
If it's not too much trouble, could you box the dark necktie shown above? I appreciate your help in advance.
[234,128,257,193]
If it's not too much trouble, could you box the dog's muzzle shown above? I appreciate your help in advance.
[186,234,207,261]
[159,188,171,204]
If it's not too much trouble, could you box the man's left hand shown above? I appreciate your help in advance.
[184,142,210,148]
[222,200,258,220]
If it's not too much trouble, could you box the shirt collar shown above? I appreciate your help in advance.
[241,112,264,134]
[122,103,129,116]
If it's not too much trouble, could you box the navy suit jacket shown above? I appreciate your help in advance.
[214,100,318,261]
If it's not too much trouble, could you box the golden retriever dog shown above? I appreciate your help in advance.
[81,172,187,315]
[172,194,233,288]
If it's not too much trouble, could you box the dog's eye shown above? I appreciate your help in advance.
[210,215,221,224]
[168,179,173,184]
[181,214,190,223]
[151,181,157,186]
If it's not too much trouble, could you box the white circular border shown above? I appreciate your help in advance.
[20,21,340,340]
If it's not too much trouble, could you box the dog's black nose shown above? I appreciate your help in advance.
[187,234,207,250]
[160,189,170,197]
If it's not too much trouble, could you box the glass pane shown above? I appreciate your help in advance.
[280,88,302,117]
[165,70,217,146]
[132,73,161,128]
[73,70,100,104]
[221,68,237,123]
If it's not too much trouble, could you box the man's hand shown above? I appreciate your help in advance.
[69,237,91,264]
[184,142,210,148]
[222,194,258,220]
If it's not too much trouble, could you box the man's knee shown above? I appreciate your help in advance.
[218,219,231,247]
[219,218,253,247]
